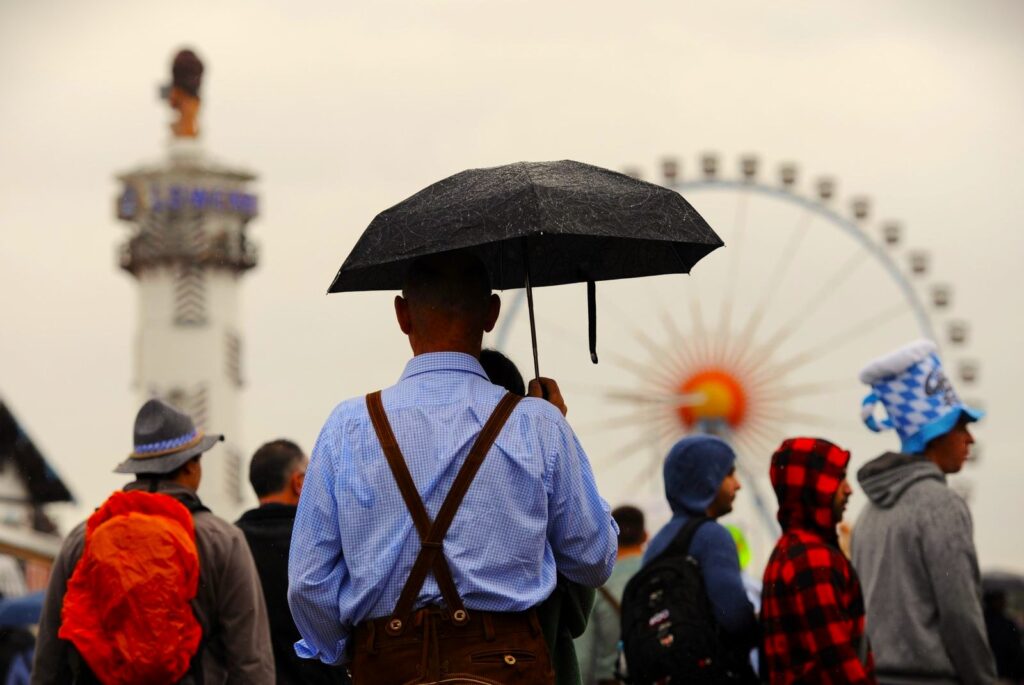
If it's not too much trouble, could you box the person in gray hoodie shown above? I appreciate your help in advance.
[852,340,996,685]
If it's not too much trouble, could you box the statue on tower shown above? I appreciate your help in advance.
[166,49,204,138]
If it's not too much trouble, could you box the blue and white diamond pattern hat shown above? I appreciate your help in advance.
[859,339,983,454]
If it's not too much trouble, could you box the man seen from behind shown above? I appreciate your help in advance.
[32,400,274,684]
[288,253,617,683]
[236,440,347,684]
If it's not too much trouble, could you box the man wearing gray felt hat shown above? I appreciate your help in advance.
[113,398,225,477]
[32,399,275,684]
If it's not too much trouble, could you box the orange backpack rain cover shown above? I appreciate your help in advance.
[59,490,202,685]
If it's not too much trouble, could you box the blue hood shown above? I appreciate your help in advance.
[663,435,737,515]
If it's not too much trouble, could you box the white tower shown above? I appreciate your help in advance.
[114,50,258,518]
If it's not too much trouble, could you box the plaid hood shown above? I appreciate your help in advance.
[770,437,850,539]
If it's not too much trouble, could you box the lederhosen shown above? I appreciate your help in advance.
[350,391,555,685]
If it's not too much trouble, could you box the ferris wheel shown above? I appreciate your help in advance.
[489,153,982,549]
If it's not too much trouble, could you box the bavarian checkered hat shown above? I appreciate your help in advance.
[114,399,224,474]
[859,339,983,454]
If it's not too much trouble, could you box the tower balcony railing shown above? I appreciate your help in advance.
[119,235,258,276]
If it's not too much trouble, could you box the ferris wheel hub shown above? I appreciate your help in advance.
[678,368,748,430]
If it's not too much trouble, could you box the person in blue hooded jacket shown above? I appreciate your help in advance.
[644,435,760,670]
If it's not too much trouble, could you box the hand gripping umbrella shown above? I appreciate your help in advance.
[328,160,723,378]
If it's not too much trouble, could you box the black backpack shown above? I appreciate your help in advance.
[619,516,745,684]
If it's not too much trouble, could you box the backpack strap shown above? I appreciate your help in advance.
[597,585,621,615]
[366,390,521,635]
[652,515,710,565]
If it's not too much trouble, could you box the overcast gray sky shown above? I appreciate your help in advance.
[2,0,1022,569]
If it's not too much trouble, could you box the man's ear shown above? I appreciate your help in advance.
[395,295,412,335]
[290,468,305,497]
[483,293,501,333]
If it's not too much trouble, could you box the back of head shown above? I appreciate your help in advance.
[479,348,526,395]
[613,505,646,547]
[663,435,736,515]
[403,252,492,330]
[770,437,849,534]
[249,439,305,498]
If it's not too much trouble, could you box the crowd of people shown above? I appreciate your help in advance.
[23,253,1023,684]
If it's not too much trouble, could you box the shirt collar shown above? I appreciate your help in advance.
[399,352,490,383]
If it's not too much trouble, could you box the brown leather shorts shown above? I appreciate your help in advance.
[350,606,555,684]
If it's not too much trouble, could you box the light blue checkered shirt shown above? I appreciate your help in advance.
[288,352,618,665]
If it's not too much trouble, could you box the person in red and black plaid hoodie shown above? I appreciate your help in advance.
[761,437,876,684]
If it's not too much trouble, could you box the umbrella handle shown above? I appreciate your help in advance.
[523,239,541,381]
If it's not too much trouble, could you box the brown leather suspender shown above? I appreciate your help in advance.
[365,390,522,635]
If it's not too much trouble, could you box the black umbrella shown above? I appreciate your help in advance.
[328,160,722,377]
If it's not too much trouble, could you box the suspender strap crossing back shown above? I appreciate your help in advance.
[365,390,521,635]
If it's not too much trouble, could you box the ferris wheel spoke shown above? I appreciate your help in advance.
[535,314,679,389]
[755,302,909,385]
[571,296,691,385]
[595,415,679,470]
[756,408,849,431]
[748,250,871,369]
[740,416,787,452]
[689,295,717,368]
[725,210,815,371]
[574,407,668,434]
[716,188,751,345]
[653,296,702,375]
[602,388,706,408]
[756,379,848,402]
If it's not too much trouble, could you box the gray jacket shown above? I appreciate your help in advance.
[851,452,996,685]
[31,480,275,684]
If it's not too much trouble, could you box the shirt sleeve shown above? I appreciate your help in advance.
[786,547,875,685]
[288,410,351,666]
[695,524,758,645]
[541,411,618,588]
[921,496,998,685]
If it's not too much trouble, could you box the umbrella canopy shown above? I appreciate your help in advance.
[329,160,721,292]
[328,160,722,374]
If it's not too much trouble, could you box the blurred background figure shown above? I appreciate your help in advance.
[983,589,1024,684]
[575,505,647,685]
[726,523,762,675]
[236,440,347,684]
